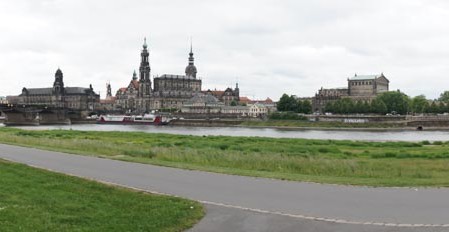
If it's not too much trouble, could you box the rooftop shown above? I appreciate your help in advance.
[348,74,383,81]
[156,74,197,80]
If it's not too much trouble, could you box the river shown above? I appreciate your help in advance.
[2,123,449,142]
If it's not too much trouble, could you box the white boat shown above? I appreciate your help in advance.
[97,114,170,125]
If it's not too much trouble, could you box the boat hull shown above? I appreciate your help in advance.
[96,114,170,125]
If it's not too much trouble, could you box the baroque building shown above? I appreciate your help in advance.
[99,82,117,112]
[204,83,240,106]
[15,68,99,113]
[312,73,390,113]
[115,39,202,113]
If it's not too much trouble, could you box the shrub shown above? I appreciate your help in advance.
[385,152,397,158]
[218,144,230,150]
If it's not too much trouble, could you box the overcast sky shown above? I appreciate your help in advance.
[1,0,449,100]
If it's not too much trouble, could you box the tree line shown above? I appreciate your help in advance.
[277,91,449,115]
[276,94,312,114]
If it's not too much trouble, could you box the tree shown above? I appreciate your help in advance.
[230,100,237,106]
[410,95,428,114]
[362,101,371,114]
[438,91,449,103]
[427,101,439,114]
[338,98,355,114]
[324,101,334,113]
[277,94,291,111]
[438,102,447,114]
[296,100,303,113]
[376,91,410,115]
[370,99,388,114]
[354,101,364,114]
[301,100,312,114]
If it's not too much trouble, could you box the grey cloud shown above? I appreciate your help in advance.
[1,0,449,101]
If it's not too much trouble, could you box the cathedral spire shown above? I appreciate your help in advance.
[190,37,193,54]
[143,37,148,49]
[185,39,197,78]
[106,82,112,98]
[189,38,194,65]
[139,37,150,81]
[132,70,137,80]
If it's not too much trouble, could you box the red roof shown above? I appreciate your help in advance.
[203,90,225,97]
[239,96,252,103]
[130,80,139,90]
[247,97,274,105]
[100,98,116,104]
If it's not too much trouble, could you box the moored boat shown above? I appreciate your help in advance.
[97,114,170,125]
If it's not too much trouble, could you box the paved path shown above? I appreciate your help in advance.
[1,144,449,231]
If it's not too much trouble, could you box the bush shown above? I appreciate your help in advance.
[385,152,397,158]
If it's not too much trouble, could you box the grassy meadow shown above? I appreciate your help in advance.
[1,127,449,187]
[0,159,203,231]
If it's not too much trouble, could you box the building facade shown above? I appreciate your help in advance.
[14,68,99,112]
[312,73,390,113]
[98,82,117,112]
[204,84,240,106]
[115,39,202,113]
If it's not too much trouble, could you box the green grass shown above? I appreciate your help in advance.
[0,159,203,231]
[240,120,406,128]
[1,127,449,187]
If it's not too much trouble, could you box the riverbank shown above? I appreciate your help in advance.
[1,127,449,187]
[175,119,449,131]
[0,159,203,231]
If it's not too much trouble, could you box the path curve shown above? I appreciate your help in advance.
[1,144,449,228]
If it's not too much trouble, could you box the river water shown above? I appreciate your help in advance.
[3,123,449,142]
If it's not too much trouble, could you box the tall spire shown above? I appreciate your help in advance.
[190,37,193,54]
[185,38,197,78]
[132,70,137,80]
[188,37,194,65]
[143,37,148,49]
[106,82,112,98]
[139,37,150,82]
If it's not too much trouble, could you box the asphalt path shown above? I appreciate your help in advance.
[1,144,449,232]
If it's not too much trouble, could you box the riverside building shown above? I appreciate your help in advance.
[115,39,202,113]
[312,73,390,113]
[12,68,99,113]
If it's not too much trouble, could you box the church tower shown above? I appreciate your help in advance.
[235,82,240,99]
[185,42,197,78]
[53,68,64,95]
[106,82,112,99]
[137,38,152,113]
[139,38,151,97]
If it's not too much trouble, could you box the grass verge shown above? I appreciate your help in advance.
[0,159,203,231]
[1,127,449,187]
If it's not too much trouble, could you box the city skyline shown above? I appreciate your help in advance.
[1,0,449,100]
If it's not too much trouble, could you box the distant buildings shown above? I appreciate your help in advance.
[312,73,390,113]
[204,84,240,106]
[9,68,100,114]
[180,93,275,118]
